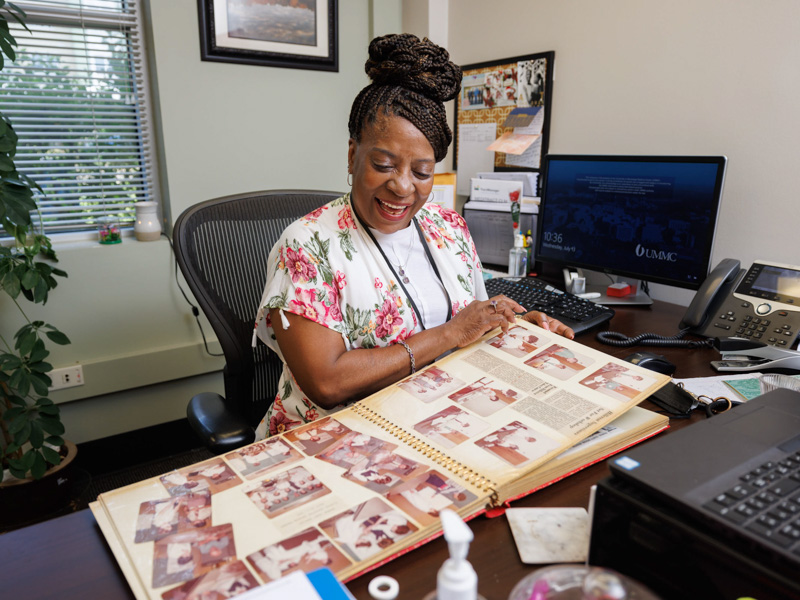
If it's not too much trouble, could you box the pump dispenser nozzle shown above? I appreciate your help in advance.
[436,509,478,600]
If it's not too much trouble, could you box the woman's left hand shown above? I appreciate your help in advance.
[523,311,575,339]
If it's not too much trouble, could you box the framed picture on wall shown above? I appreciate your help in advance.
[198,0,338,72]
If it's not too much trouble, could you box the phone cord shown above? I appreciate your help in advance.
[595,327,715,348]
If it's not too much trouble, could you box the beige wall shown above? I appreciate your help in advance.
[447,0,800,304]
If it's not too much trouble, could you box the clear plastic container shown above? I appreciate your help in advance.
[759,373,800,394]
[98,216,122,244]
[508,565,660,600]
[508,234,528,277]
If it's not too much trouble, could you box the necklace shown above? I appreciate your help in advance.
[389,229,415,284]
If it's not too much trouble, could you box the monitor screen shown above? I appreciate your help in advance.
[535,155,727,290]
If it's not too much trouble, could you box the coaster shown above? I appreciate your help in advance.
[506,507,589,564]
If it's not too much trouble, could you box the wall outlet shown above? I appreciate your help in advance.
[49,365,84,391]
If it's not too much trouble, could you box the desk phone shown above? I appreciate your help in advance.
[685,259,800,347]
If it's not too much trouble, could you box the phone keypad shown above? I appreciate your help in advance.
[712,311,795,346]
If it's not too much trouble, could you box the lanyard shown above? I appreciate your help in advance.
[352,204,452,331]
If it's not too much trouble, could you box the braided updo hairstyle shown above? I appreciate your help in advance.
[348,33,462,163]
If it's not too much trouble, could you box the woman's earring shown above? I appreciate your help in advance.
[347,172,353,187]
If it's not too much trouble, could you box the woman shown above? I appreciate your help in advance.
[254,33,573,438]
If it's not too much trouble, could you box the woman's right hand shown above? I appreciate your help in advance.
[444,295,524,348]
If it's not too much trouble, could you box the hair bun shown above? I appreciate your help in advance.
[365,33,461,103]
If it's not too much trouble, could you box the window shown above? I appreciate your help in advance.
[1,0,158,234]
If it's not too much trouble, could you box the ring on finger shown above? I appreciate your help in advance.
[490,300,499,313]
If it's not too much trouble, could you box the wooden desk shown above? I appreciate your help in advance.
[1,301,717,600]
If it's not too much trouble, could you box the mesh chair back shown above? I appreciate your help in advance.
[173,190,341,427]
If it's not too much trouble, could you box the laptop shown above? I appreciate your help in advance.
[608,387,800,567]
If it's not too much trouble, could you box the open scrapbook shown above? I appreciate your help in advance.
[91,320,670,599]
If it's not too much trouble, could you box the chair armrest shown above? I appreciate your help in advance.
[187,392,256,454]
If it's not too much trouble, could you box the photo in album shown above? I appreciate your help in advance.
[488,325,542,358]
[385,470,477,527]
[397,366,465,402]
[283,417,352,456]
[580,362,658,401]
[224,437,304,480]
[318,498,419,562]
[243,465,330,518]
[524,344,595,380]
[412,404,490,448]
[315,432,397,470]
[134,491,212,543]
[342,450,426,493]
[161,560,259,600]
[152,523,236,588]
[246,527,351,583]
[448,376,521,417]
[475,420,561,467]
[159,459,241,496]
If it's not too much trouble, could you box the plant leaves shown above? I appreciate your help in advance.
[1,268,21,298]
[36,403,59,416]
[29,371,50,396]
[41,445,61,466]
[45,329,71,345]
[30,451,46,479]
[20,266,38,290]
[44,435,64,448]
[15,328,37,355]
[28,339,48,363]
[29,420,43,448]
[39,415,65,436]
[0,153,13,172]
[7,365,29,397]
[12,419,31,444]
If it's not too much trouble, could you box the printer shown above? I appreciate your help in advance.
[462,172,539,268]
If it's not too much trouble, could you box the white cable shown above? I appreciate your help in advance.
[368,575,399,600]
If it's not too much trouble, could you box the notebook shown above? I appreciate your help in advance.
[609,387,800,568]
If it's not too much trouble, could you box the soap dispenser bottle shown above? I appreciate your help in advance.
[423,509,487,600]
[508,233,528,277]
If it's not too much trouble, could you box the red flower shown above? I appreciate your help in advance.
[375,297,401,339]
[335,270,347,290]
[337,206,356,230]
[284,247,317,284]
[323,282,343,322]
[304,408,319,422]
[306,206,325,221]
[269,411,301,436]
[289,288,330,324]
[439,208,468,233]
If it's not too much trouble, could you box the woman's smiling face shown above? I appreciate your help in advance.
[347,113,436,234]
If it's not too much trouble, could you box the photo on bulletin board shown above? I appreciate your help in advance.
[197,0,338,72]
[453,51,555,173]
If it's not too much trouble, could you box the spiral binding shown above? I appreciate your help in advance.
[350,403,501,507]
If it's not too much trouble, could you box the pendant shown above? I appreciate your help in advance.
[399,267,410,284]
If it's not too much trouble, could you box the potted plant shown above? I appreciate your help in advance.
[0,2,75,520]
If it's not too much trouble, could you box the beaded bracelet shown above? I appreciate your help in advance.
[398,340,416,374]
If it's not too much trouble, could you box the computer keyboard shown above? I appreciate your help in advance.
[484,276,615,335]
[703,452,800,554]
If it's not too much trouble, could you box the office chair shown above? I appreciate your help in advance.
[173,189,342,454]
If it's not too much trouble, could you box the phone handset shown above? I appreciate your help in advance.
[679,258,742,331]
[596,258,742,349]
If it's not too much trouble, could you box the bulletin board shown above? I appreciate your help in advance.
[453,51,555,173]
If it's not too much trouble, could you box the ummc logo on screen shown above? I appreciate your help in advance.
[635,244,678,262]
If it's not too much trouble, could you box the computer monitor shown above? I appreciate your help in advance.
[535,154,726,303]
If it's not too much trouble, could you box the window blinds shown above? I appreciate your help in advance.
[2,0,157,233]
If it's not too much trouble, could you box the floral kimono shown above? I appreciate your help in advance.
[253,193,486,438]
